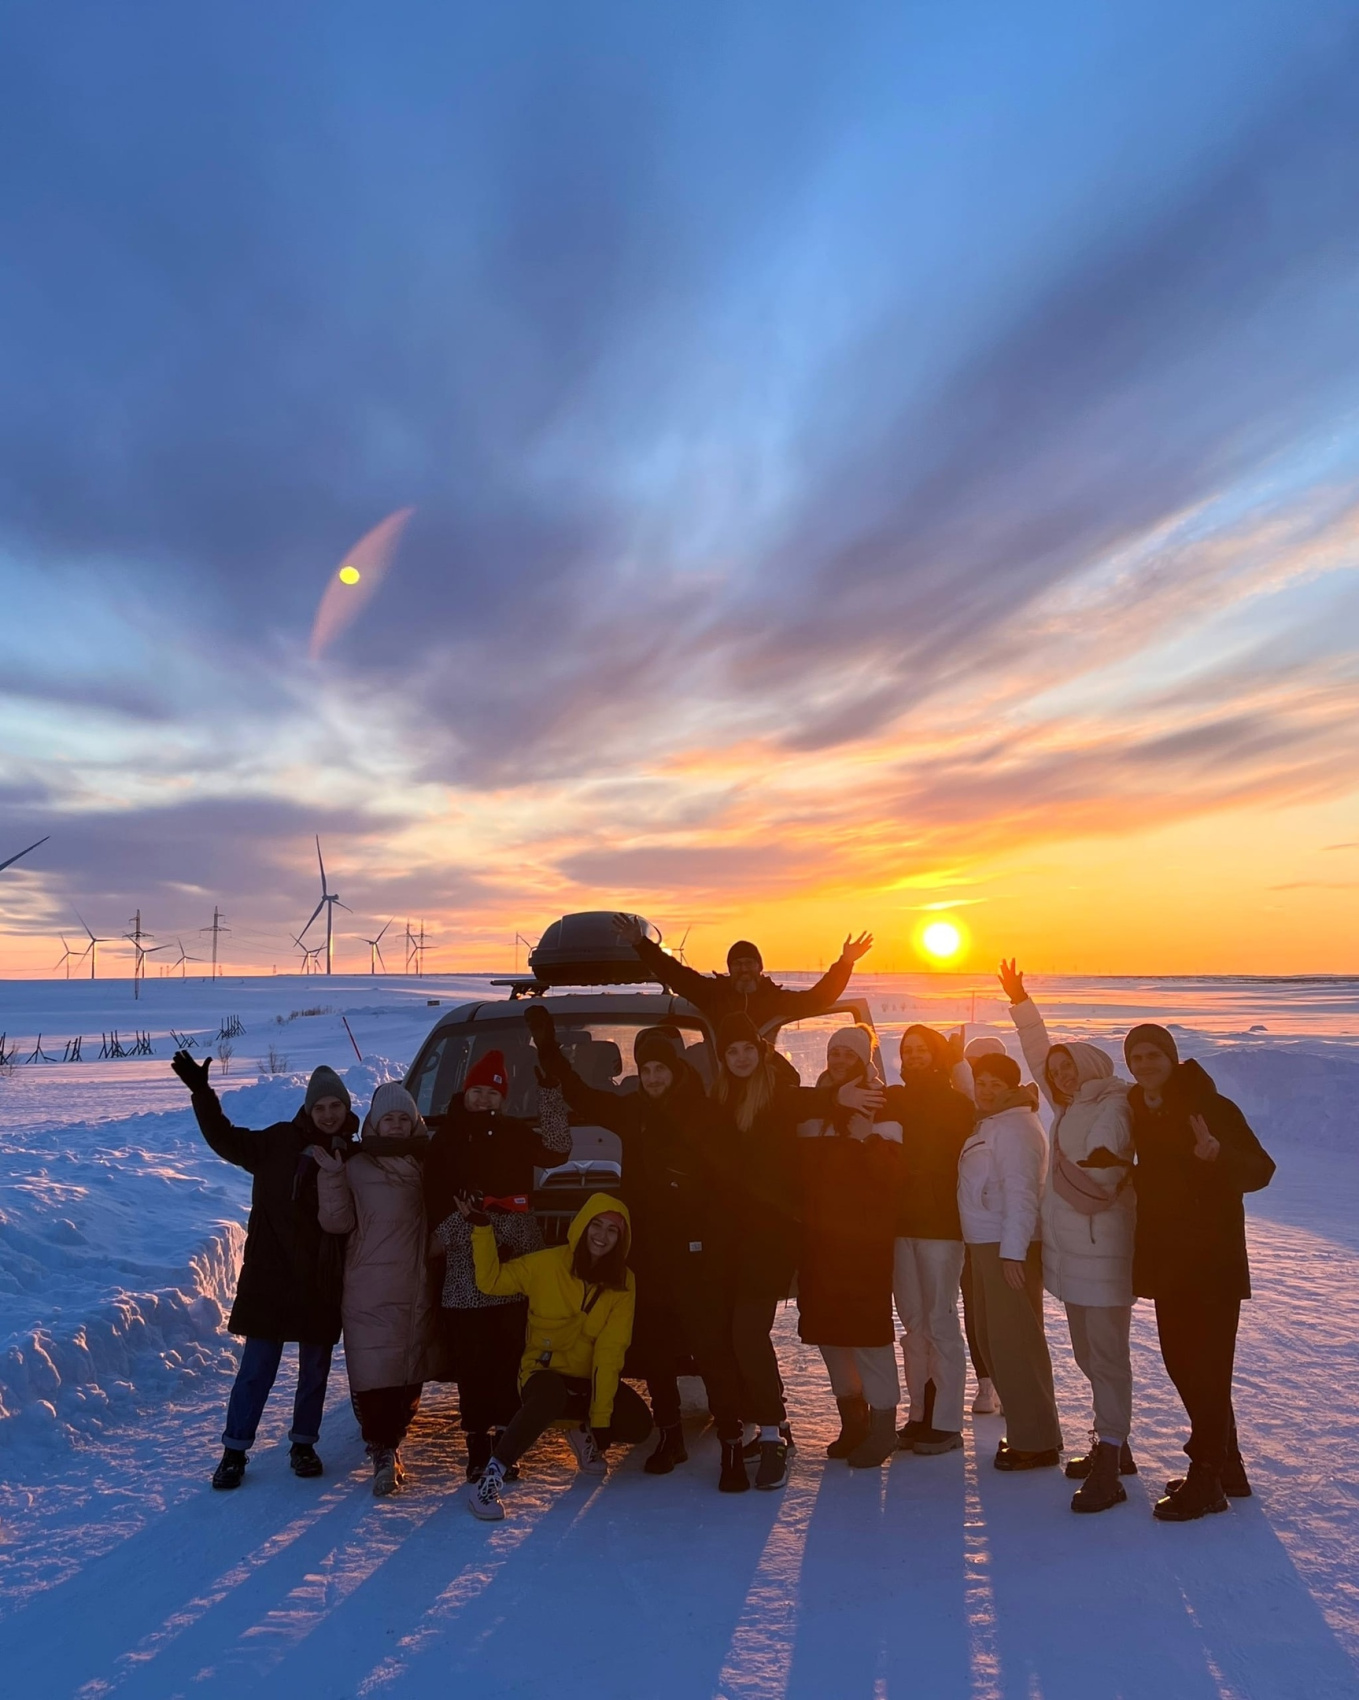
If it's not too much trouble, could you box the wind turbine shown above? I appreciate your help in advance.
[300,837,348,975]
[54,936,77,979]
[361,919,394,975]
[0,835,49,875]
[73,910,114,980]
[672,924,693,966]
[291,931,322,975]
[168,937,203,978]
[125,910,167,1000]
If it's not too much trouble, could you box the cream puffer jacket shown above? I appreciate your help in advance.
[1011,998,1135,1308]
[317,1145,437,1393]
[957,1089,1048,1261]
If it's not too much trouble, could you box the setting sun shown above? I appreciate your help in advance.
[919,919,964,963]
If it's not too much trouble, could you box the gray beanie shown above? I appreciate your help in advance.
[305,1065,351,1114]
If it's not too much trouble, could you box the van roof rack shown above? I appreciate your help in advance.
[488,977,549,1000]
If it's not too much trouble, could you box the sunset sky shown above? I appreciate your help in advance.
[2,0,1358,977]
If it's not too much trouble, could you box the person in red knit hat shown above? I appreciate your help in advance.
[424,1044,572,1481]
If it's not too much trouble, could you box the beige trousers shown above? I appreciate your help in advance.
[819,1344,900,1411]
[892,1237,967,1431]
[1065,1302,1133,1446]
[969,1241,1062,1453]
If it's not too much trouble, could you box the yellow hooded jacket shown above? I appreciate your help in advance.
[471,1192,635,1430]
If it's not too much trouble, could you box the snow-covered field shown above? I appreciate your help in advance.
[0,972,1355,1699]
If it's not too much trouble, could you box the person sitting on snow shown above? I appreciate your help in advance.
[171,1052,356,1491]
[613,915,874,1030]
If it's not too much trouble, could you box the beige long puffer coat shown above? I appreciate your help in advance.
[1011,997,1135,1308]
[317,1144,436,1392]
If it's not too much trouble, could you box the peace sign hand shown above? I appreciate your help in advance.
[1190,1114,1220,1162]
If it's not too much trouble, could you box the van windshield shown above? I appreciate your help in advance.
[408,1015,715,1121]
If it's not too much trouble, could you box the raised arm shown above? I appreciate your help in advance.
[622,921,720,1010]
[767,932,873,1021]
[172,1053,269,1173]
[525,1004,636,1139]
[1000,961,1056,1107]
[471,1220,532,1299]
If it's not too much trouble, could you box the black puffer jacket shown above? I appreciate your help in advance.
[883,1074,975,1241]
[631,934,855,1029]
[190,1089,356,1343]
[1129,1059,1275,1301]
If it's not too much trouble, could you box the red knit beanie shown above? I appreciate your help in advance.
[465,1050,509,1095]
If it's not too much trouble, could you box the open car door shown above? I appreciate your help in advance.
[763,998,882,1083]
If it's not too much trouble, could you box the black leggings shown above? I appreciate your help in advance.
[639,1260,748,1439]
[352,1383,423,1450]
[443,1302,526,1434]
[1155,1294,1242,1474]
[493,1372,652,1468]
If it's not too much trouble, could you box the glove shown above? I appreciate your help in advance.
[456,1187,491,1227]
[171,1050,211,1092]
[524,1004,559,1055]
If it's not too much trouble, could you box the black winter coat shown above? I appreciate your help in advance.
[551,1056,727,1284]
[191,1089,355,1343]
[797,1129,901,1348]
[423,1100,570,1230]
[632,935,855,1029]
[1129,1059,1275,1301]
[884,1075,975,1241]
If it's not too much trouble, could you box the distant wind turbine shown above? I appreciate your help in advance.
[73,910,114,980]
[125,910,167,1000]
[362,919,394,975]
[299,837,349,975]
[54,936,77,979]
[167,937,203,978]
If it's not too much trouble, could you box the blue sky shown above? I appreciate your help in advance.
[2,1,1357,972]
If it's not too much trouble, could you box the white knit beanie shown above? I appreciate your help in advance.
[828,1026,874,1069]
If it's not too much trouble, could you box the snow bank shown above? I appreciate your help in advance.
[0,1057,404,1453]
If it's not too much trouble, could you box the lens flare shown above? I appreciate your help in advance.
[308,508,414,660]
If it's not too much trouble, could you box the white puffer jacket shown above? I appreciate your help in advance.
[957,1092,1047,1261]
[1011,998,1135,1308]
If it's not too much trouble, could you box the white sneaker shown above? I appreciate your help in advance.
[467,1466,505,1520]
[567,1426,607,1477]
[971,1378,1002,1417]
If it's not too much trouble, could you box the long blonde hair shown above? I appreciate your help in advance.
[715,1058,777,1132]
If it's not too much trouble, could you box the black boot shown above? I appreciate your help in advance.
[847,1408,899,1469]
[212,1448,247,1490]
[994,1444,1061,1472]
[896,1378,937,1450]
[827,1396,870,1459]
[1165,1457,1251,1500]
[1071,1442,1127,1514]
[1067,1436,1137,1479]
[1154,1462,1229,1522]
[719,1438,750,1494]
[289,1442,323,1478]
[644,1424,689,1475]
[466,1432,493,1482]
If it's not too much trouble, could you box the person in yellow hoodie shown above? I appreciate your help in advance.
[461,1192,649,1520]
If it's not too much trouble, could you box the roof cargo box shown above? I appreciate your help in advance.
[528,911,662,987]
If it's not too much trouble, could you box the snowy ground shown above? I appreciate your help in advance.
[0,973,1355,1699]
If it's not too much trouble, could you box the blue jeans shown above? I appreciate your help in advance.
[223,1338,334,1451]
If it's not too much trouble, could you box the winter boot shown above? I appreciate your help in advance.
[755,1438,790,1490]
[913,1428,965,1456]
[1071,1442,1128,1514]
[465,1432,494,1482]
[467,1459,505,1521]
[993,1444,1061,1472]
[847,1408,899,1469]
[372,1447,405,1496]
[897,1378,937,1449]
[567,1425,608,1477]
[827,1396,870,1459]
[212,1448,247,1491]
[971,1377,1001,1416]
[744,1423,794,1460]
[644,1424,689,1476]
[1165,1458,1251,1499]
[719,1438,751,1494]
[289,1443,323,1478]
[1067,1435,1137,1480]
[1154,1462,1229,1522]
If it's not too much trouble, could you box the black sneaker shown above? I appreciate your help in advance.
[743,1424,793,1460]
[212,1448,247,1490]
[466,1432,493,1482]
[755,1440,790,1490]
[289,1443,323,1478]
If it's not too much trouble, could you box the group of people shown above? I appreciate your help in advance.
[174,919,1275,1528]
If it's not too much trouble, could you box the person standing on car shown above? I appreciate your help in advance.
[614,914,874,1029]
[1124,1024,1274,1523]
[884,1025,974,1459]
[796,1027,902,1468]
[172,1052,355,1491]
[960,1052,1064,1471]
[710,1012,882,1492]
[999,960,1137,1514]
[424,1050,573,1483]
[465,1193,649,1521]
[313,1082,436,1496]
[524,1007,743,1481]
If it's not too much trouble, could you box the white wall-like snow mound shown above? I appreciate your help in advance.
[0,1222,245,1451]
